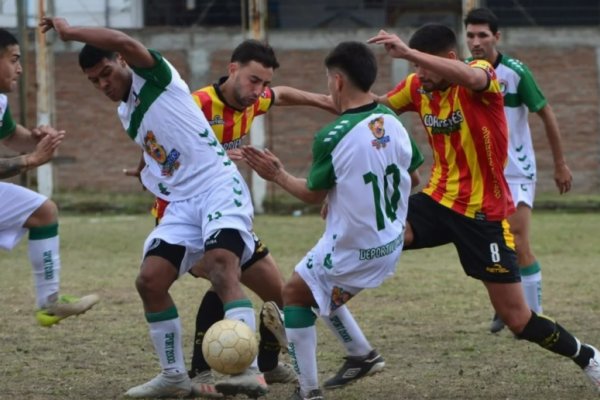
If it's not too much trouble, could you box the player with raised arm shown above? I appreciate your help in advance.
[40,17,268,398]
[0,28,99,327]
[464,7,573,333]
[369,24,600,393]
[243,41,423,400]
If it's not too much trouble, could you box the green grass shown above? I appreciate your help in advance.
[0,212,599,399]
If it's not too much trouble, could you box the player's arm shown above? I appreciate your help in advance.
[241,145,327,204]
[0,131,63,179]
[271,86,338,114]
[536,103,572,194]
[368,30,488,91]
[39,17,154,69]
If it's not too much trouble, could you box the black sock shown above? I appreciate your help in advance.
[190,290,224,375]
[258,312,280,372]
[518,311,593,368]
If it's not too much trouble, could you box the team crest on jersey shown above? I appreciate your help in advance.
[143,131,181,176]
[209,115,224,126]
[499,80,507,95]
[368,116,390,149]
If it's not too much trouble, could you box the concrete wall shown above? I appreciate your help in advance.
[3,27,600,198]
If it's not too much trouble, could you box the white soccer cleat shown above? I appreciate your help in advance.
[124,372,192,398]
[584,345,600,392]
[36,294,100,327]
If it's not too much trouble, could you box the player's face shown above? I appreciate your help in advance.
[0,44,22,93]
[83,55,131,102]
[230,60,273,108]
[466,23,499,62]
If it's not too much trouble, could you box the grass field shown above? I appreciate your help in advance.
[0,212,599,400]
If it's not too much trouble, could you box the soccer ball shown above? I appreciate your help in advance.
[202,319,258,375]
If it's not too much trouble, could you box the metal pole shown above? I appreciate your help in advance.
[247,0,268,213]
[16,0,29,186]
[35,0,54,197]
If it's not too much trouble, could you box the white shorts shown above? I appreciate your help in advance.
[508,181,536,209]
[295,235,401,317]
[143,179,255,277]
[0,182,47,250]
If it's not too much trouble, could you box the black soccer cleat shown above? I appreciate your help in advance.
[323,349,385,390]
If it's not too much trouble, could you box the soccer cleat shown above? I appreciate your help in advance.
[190,369,223,399]
[289,387,324,400]
[489,313,505,333]
[215,367,268,398]
[583,345,600,392]
[36,294,100,327]
[323,349,385,390]
[261,301,288,352]
[264,362,298,384]
[124,372,192,398]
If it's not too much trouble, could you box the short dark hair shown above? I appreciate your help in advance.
[464,7,499,34]
[79,44,117,70]
[0,29,18,55]
[408,24,457,55]
[325,41,376,92]
[231,39,279,69]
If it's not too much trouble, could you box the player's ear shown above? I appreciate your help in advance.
[228,62,240,76]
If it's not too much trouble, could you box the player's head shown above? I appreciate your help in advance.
[324,41,376,110]
[408,24,458,91]
[227,39,279,109]
[79,44,131,102]
[0,29,22,94]
[464,7,501,63]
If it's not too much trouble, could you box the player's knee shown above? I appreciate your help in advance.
[204,249,241,288]
[27,199,58,227]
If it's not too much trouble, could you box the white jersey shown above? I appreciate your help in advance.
[118,50,237,201]
[306,102,423,287]
[494,54,547,184]
[0,94,16,140]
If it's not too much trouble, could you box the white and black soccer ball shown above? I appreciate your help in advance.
[202,319,258,375]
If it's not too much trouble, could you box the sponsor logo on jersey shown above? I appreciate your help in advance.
[209,115,225,126]
[423,110,463,135]
[368,116,390,149]
[485,263,510,274]
[222,138,243,150]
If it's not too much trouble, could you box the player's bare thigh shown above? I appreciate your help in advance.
[507,203,535,266]
[240,254,285,307]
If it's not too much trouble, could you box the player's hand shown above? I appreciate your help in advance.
[554,163,572,194]
[39,17,70,40]
[123,167,141,178]
[367,30,410,59]
[241,146,283,182]
[26,132,63,167]
[227,148,243,161]
[32,125,65,142]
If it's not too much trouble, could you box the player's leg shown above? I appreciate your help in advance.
[201,229,268,398]
[241,253,297,384]
[284,270,322,400]
[0,182,98,326]
[490,183,541,332]
[454,213,600,393]
[321,305,385,390]
[125,237,193,398]
[485,280,600,392]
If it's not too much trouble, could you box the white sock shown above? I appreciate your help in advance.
[322,305,371,356]
[522,271,542,313]
[148,315,186,375]
[287,324,319,393]
[29,234,60,308]
[224,299,258,369]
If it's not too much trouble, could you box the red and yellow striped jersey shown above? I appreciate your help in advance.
[191,77,275,149]
[151,77,275,220]
[387,60,514,221]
